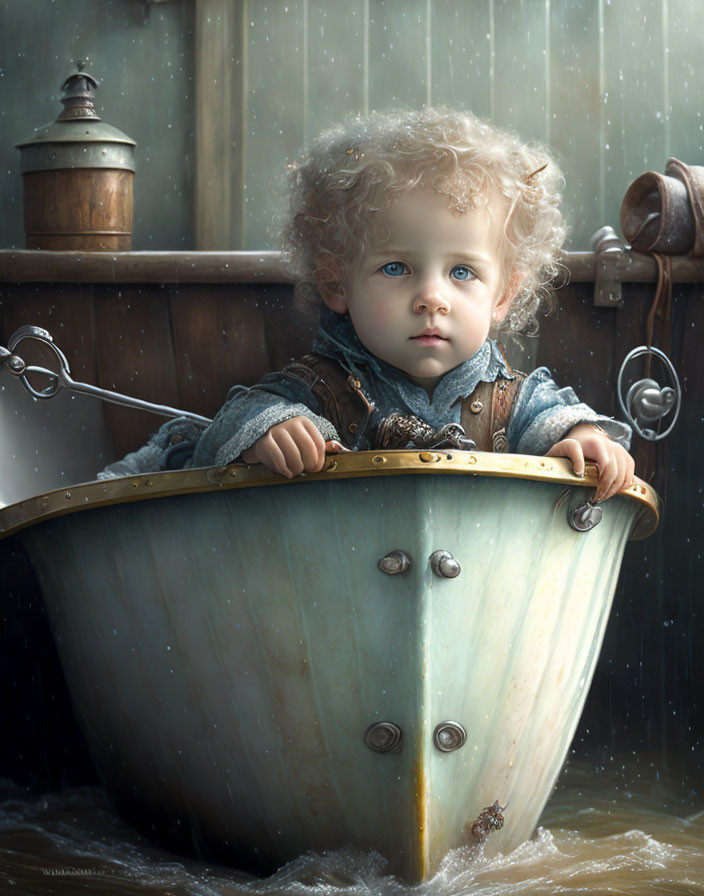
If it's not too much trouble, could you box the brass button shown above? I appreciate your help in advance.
[492,431,509,452]
[348,422,358,433]
[470,400,483,414]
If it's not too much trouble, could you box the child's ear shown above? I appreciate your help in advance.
[314,259,348,314]
[492,271,523,323]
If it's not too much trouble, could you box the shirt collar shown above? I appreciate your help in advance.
[313,308,514,409]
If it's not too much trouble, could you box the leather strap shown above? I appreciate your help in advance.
[645,254,673,378]
[281,354,375,447]
[460,372,525,452]
[459,381,494,451]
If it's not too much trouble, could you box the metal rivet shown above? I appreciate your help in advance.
[378,550,412,575]
[470,400,483,414]
[348,422,358,433]
[433,721,467,752]
[364,722,402,753]
[430,550,461,578]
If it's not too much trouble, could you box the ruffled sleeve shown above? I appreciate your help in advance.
[192,372,339,467]
[506,367,632,456]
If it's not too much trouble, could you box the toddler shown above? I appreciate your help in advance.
[103,108,633,501]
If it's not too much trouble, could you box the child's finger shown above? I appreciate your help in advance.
[294,426,325,472]
[300,415,326,446]
[612,450,636,497]
[545,439,585,477]
[240,444,257,464]
[260,434,294,478]
[325,439,353,454]
[593,449,618,502]
[299,418,327,468]
[272,429,304,477]
[626,453,636,488]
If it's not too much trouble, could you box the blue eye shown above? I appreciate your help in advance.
[381,262,407,277]
[451,265,475,281]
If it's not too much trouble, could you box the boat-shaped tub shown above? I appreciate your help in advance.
[0,450,659,880]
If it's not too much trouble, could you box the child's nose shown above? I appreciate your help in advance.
[413,286,451,315]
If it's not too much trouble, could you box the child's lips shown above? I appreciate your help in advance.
[411,332,448,346]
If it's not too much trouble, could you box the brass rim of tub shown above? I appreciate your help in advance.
[0,449,659,541]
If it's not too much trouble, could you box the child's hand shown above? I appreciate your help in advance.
[241,416,326,478]
[545,423,635,502]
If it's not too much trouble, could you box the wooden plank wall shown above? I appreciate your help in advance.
[195,0,704,252]
[0,283,315,460]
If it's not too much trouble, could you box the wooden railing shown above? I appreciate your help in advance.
[1,249,704,284]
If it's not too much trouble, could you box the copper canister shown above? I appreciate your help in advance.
[16,64,136,250]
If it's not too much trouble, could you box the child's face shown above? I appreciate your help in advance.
[321,188,515,394]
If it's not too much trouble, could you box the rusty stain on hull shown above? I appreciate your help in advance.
[470,801,506,845]
[413,756,428,880]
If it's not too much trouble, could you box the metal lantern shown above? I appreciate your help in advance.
[16,63,136,250]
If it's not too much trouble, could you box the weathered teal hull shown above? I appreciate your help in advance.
[4,454,656,879]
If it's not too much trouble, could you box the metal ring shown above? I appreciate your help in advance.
[6,326,71,400]
[617,345,681,441]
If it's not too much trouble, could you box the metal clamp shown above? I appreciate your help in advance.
[0,325,212,426]
[570,501,603,532]
[429,423,476,451]
[591,226,625,307]
[617,345,681,441]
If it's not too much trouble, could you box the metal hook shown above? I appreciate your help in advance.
[0,326,212,426]
[617,345,681,441]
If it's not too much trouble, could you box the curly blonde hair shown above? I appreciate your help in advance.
[281,107,567,334]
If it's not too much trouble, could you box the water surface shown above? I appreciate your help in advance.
[2,759,702,895]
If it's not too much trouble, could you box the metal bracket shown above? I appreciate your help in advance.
[591,226,625,307]
[617,345,682,441]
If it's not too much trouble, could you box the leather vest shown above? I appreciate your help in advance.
[281,353,525,453]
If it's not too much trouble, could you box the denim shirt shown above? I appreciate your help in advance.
[99,309,631,478]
